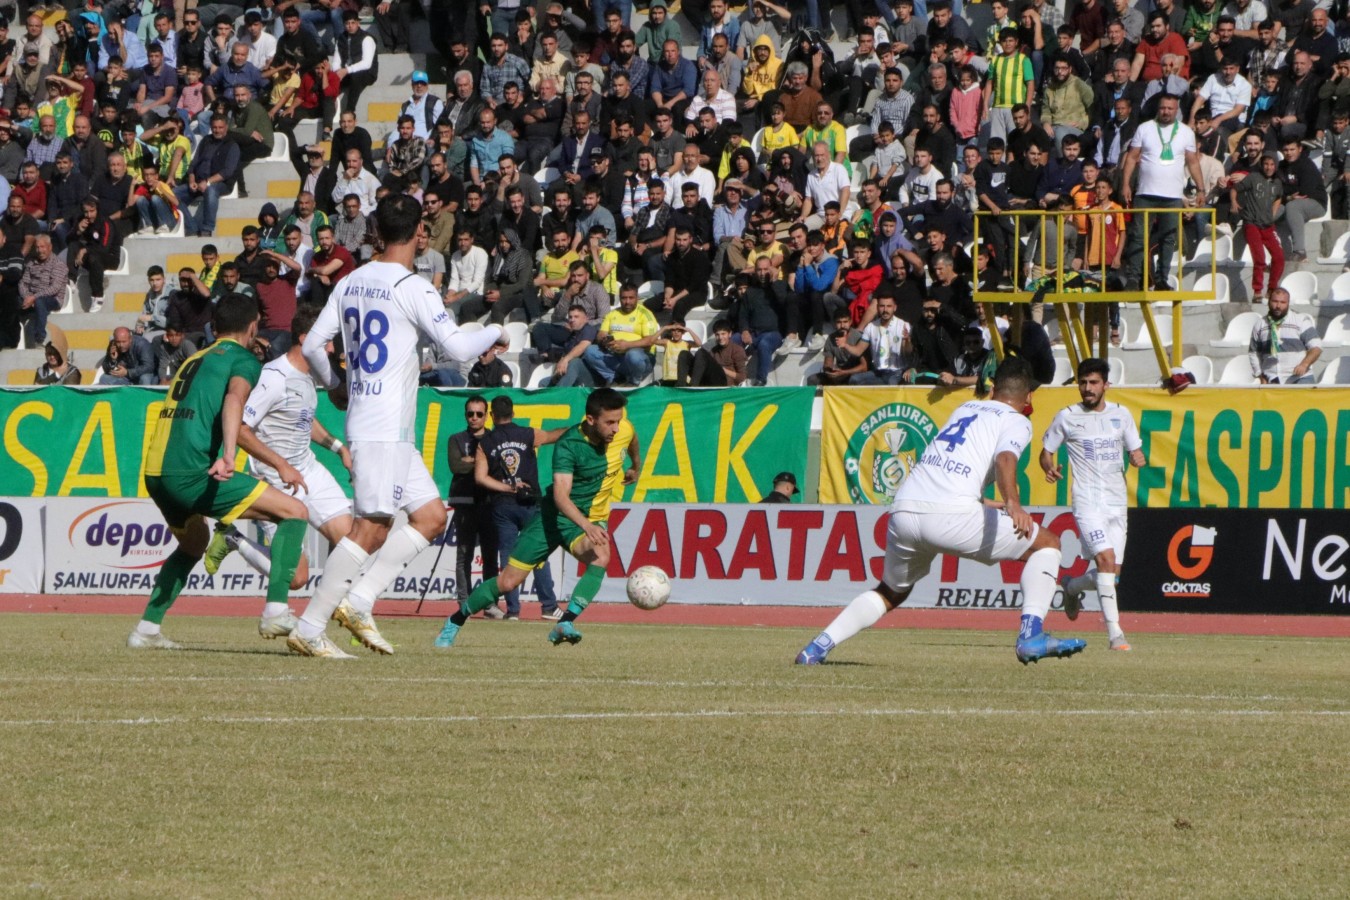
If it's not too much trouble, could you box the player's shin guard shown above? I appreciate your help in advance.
[1018,547,1062,639]
[1097,571,1123,636]
[820,590,889,647]
[141,548,197,625]
[297,537,369,639]
[345,523,430,614]
[451,577,501,625]
[562,564,606,620]
[266,518,307,604]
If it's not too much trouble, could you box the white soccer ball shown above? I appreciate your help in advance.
[626,565,672,611]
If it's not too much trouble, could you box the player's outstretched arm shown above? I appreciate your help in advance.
[553,472,609,549]
[301,298,344,389]
[418,286,504,361]
[1039,448,1063,483]
[995,450,1033,537]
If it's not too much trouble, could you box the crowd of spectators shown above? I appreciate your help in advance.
[1,0,1346,388]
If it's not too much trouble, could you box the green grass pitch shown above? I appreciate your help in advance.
[0,613,1346,897]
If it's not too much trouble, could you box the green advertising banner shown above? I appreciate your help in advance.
[0,386,813,504]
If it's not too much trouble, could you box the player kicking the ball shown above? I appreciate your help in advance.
[201,306,371,643]
[1040,357,1145,651]
[131,294,311,649]
[797,357,1086,666]
[294,194,504,659]
[435,388,628,649]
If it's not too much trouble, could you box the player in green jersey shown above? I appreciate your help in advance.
[131,294,312,650]
[435,388,629,648]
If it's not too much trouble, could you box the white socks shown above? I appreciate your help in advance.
[297,538,369,639]
[1097,571,1123,638]
[235,535,273,577]
[822,590,890,647]
[345,524,430,615]
[136,620,160,636]
[1020,547,1062,623]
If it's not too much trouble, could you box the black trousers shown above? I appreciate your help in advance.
[451,502,499,601]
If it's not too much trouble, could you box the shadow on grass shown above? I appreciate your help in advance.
[174,646,288,657]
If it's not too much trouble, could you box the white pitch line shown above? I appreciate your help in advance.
[0,673,1334,707]
[0,707,1349,728]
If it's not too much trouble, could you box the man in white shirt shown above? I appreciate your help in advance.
[800,141,851,229]
[239,11,277,70]
[1119,94,1206,291]
[297,195,503,658]
[846,294,911,384]
[332,147,382,215]
[1040,357,1146,652]
[1248,287,1322,383]
[797,357,1084,665]
[1192,58,1250,143]
[445,229,489,308]
[663,145,716,206]
[683,69,737,127]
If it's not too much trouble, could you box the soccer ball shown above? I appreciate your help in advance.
[626,566,672,611]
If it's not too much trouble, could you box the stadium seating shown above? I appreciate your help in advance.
[1191,272,1229,304]
[1320,357,1350,384]
[1181,355,1214,385]
[1280,271,1318,305]
[503,322,528,353]
[1123,315,1172,350]
[526,362,555,389]
[1211,312,1260,348]
[1323,314,1350,347]
[1219,356,1258,385]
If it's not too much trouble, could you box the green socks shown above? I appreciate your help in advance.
[266,518,308,604]
[453,577,502,625]
[142,548,196,624]
[564,564,606,619]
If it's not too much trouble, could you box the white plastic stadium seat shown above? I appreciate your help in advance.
[526,362,555,388]
[1187,235,1231,268]
[536,166,560,186]
[503,358,521,386]
[1191,272,1229,304]
[503,321,527,353]
[799,360,822,385]
[1330,272,1350,303]
[684,319,707,344]
[1317,230,1350,265]
[1321,357,1350,384]
[1124,315,1172,349]
[1218,356,1258,385]
[1323,313,1350,347]
[268,132,289,161]
[60,284,77,314]
[637,280,663,300]
[1052,356,1073,385]
[1280,271,1318,306]
[1181,354,1214,385]
[1210,311,1260,348]
[750,127,765,158]
[109,247,130,277]
[1107,357,1124,385]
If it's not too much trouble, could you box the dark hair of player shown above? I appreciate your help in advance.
[213,293,260,336]
[1077,357,1110,382]
[372,193,424,246]
[291,305,320,344]
[585,387,627,418]
[992,356,1036,397]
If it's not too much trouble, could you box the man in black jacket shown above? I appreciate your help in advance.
[274,7,324,71]
[652,227,712,325]
[46,151,89,251]
[909,297,965,379]
[333,11,378,120]
[735,258,789,385]
[1275,136,1327,262]
[446,396,500,606]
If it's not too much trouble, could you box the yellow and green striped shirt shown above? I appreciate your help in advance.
[990,51,1033,109]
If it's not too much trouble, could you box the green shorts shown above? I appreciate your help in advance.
[507,506,603,570]
[145,470,268,531]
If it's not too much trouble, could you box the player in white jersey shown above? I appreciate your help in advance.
[797,357,1087,666]
[201,307,362,640]
[1040,357,1145,651]
[291,194,503,659]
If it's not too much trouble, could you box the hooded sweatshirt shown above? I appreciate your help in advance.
[743,35,782,101]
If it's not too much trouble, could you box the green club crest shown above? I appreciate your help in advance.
[842,402,940,504]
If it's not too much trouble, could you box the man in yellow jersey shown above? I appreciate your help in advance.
[984,28,1035,145]
[436,388,630,648]
[132,294,311,650]
[581,281,665,385]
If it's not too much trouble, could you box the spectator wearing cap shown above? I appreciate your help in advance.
[331,10,378,120]
[760,471,799,503]
[238,11,277,71]
[401,70,445,141]
[7,41,51,112]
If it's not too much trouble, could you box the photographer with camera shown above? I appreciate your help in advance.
[476,396,567,621]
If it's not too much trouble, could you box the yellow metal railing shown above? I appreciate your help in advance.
[973,207,1218,384]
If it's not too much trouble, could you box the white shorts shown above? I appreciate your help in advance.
[253,457,351,540]
[349,440,441,518]
[883,505,1038,590]
[1073,509,1127,561]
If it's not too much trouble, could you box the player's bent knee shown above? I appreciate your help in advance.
[876,581,909,608]
[499,566,528,592]
[408,499,447,538]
